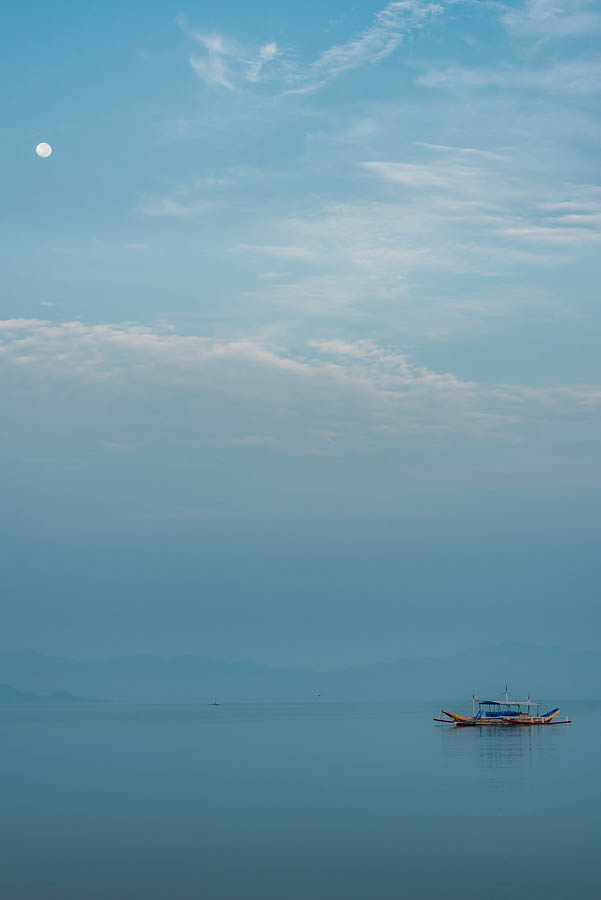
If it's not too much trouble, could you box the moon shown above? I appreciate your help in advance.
[35,142,53,158]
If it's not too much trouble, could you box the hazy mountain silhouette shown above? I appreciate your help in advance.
[0,644,598,703]
[0,682,97,704]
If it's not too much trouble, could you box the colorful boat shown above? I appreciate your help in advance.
[433,689,571,727]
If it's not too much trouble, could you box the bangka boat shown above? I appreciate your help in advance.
[433,689,571,727]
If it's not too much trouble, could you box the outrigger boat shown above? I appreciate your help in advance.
[434,688,571,727]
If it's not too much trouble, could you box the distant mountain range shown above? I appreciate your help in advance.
[0,682,96,704]
[0,644,598,703]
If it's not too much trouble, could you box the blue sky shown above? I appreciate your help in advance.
[2,0,601,665]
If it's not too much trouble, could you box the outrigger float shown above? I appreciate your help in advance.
[434,688,571,727]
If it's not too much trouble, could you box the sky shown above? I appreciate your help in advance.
[1,0,600,667]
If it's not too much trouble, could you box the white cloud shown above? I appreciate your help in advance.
[414,142,508,161]
[1,320,599,459]
[361,156,601,247]
[0,318,48,330]
[189,50,235,90]
[417,59,601,93]
[178,16,281,89]
[222,143,600,338]
[500,0,601,41]
[361,160,462,188]
[134,175,230,218]
[285,0,445,95]
[135,196,208,218]
[179,2,447,94]
[498,224,601,244]
[247,42,281,82]
[177,17,238,89]
[234,244,316,261]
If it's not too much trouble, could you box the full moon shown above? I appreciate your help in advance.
[35,142,53,158]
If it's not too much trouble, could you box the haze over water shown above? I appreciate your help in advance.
[4,1,601,896]
[2,701,597,899]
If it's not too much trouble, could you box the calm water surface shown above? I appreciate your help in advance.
[1,701,598,899]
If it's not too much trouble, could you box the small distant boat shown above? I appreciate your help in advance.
[434,688,571,727]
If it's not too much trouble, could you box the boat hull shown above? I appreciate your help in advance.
[452,718,571,727]
[435,708,571,727]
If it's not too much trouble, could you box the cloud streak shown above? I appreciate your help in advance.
[177,19,238,89]
[179,2,447,94]
[1,320,600,459]
[247,42,281,83]
[417,59,601,93]
[500,0,601,41]
[285,0,445,95]
[177,16,281,90]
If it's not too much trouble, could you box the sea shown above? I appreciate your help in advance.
[1,701,599,899]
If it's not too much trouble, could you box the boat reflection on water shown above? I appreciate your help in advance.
[447,717,561,766]
[434,688,572,777]
[436,709,570,784]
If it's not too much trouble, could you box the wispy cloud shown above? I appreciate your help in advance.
[361,160,465,188]
[135,196,209,218]
[134,175,231,219]
[285,0,445,95]
[247,42,281,83]
[177,16,281,90]
[227,144,600,338]
[176,18,238,89]
[177,2,601,98]
[189,50,234,89]
[1,320,599,455]
[361,155,601,247]
[179,2,447,95]
[417,59,601,92]
[414,142,508,161]
[500,0,601,41]
[234,244,316,261]
[497,224,601,244]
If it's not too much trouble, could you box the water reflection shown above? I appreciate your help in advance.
[438,720,563,770]
[0,702,593,900]
[478,726,562,776]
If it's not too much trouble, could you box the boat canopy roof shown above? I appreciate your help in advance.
[480,699,539,707]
